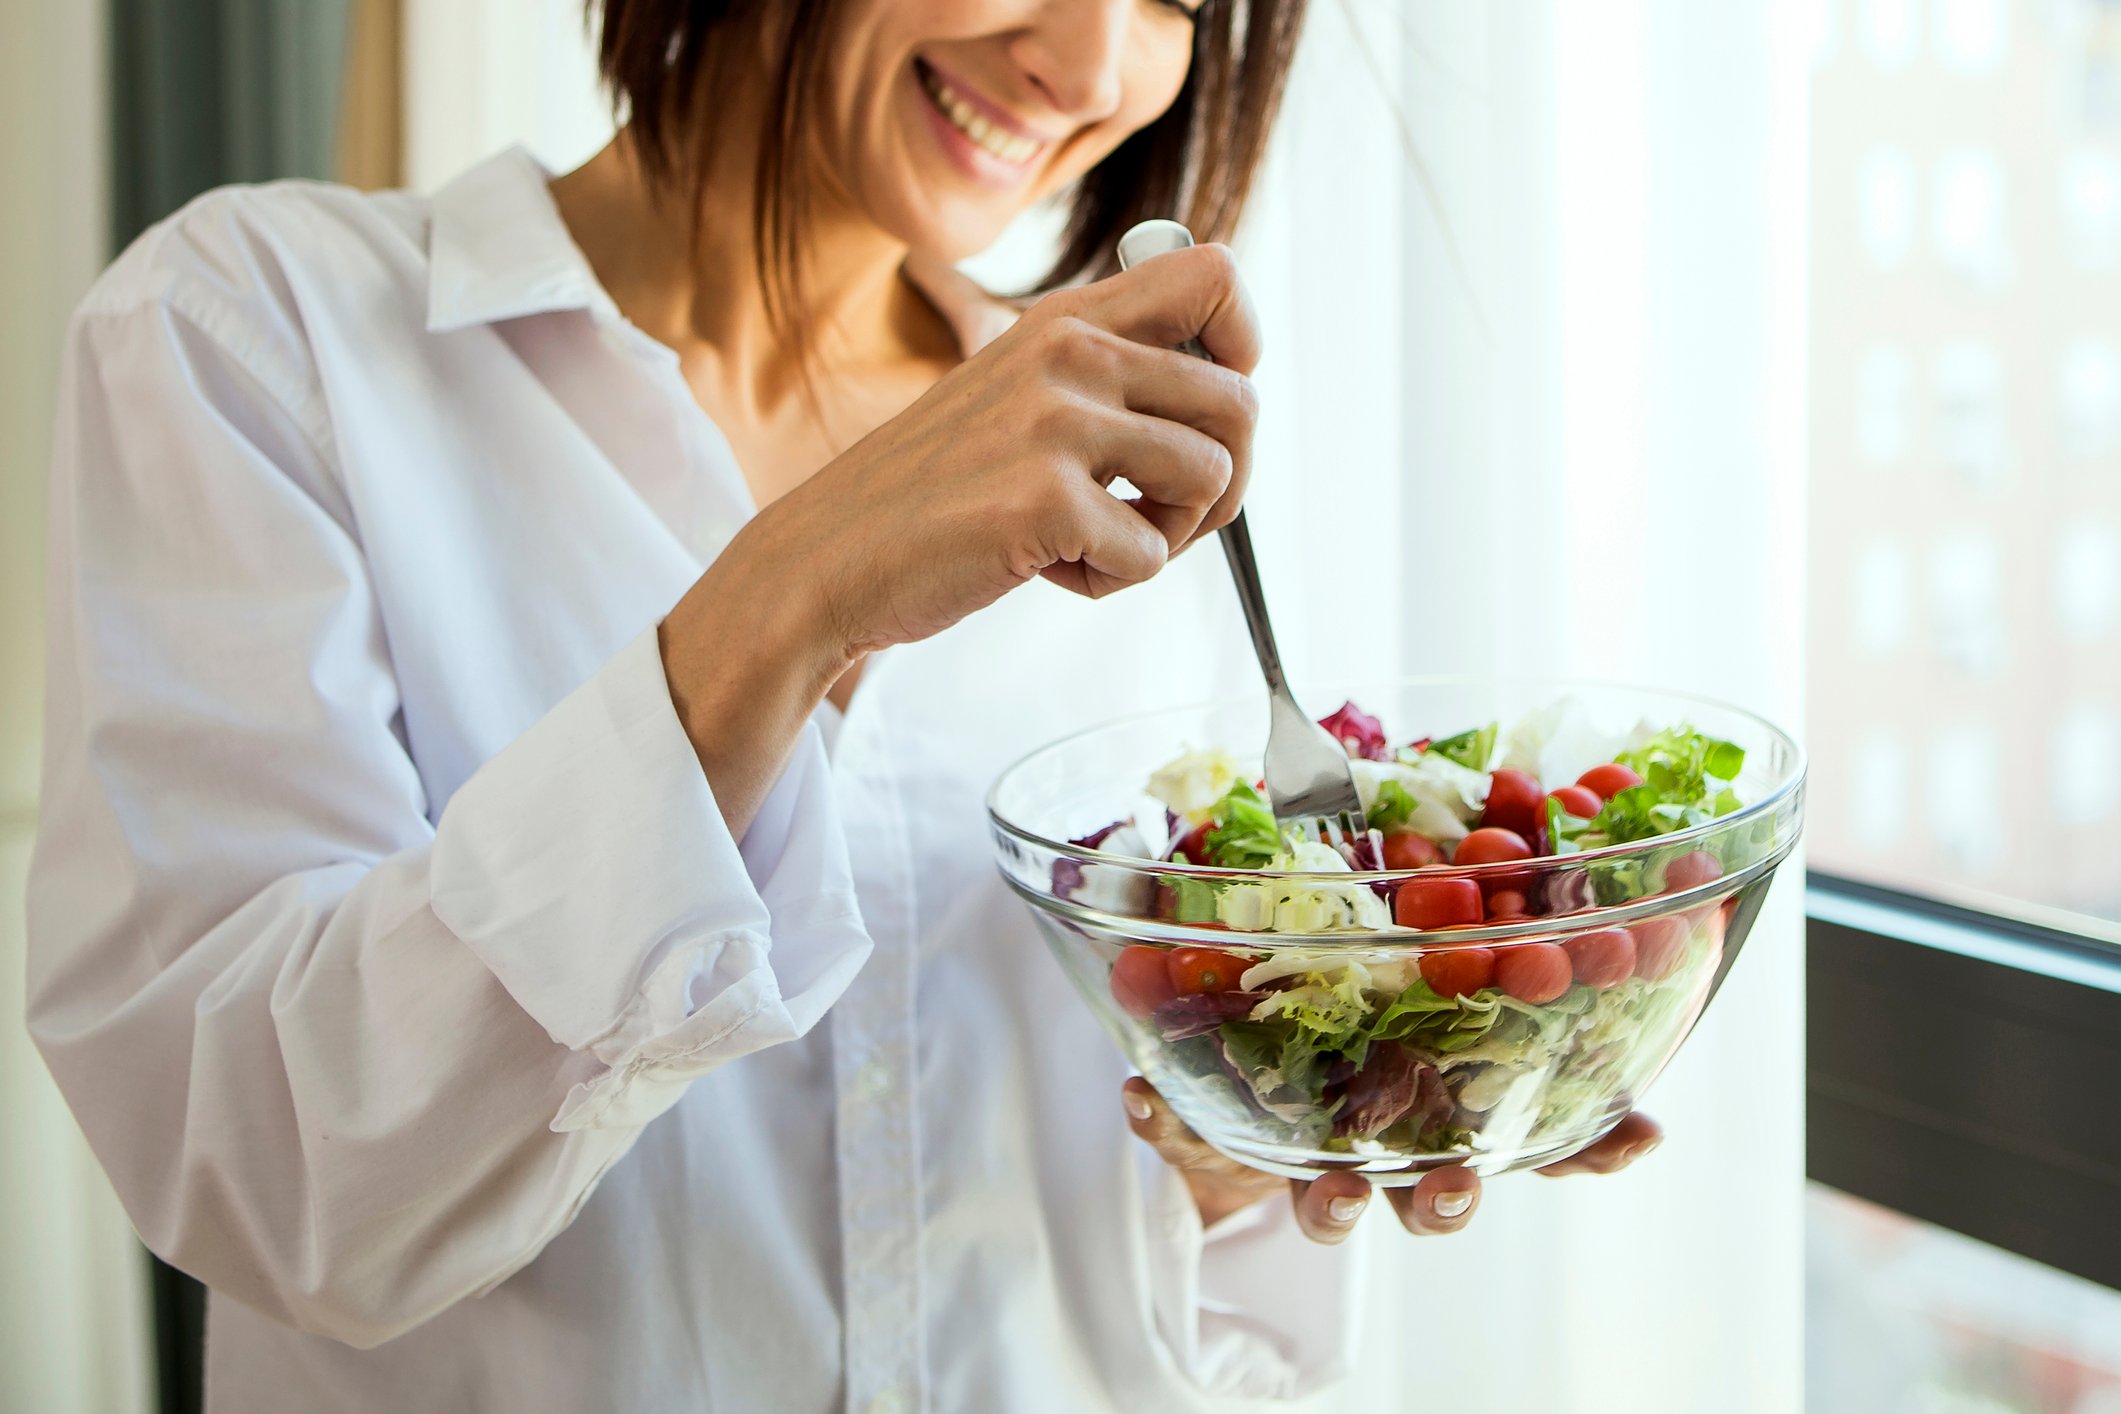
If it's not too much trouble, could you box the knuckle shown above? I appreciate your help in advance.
[1226,370,1262,428]
[1035,316,1109,382]
[1190,242,1242,293]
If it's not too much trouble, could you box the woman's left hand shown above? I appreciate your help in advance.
[1122,1077,1664,1243]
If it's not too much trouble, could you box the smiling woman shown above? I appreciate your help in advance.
[597,0,1300,322]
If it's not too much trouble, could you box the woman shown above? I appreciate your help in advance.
[28,0,1657,1408]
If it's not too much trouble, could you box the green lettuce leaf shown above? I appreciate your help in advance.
[1368,778,1419,834]
[1428,722,1499,772]
[1205,780,1283,868]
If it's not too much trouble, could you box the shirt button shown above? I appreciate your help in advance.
[868,1386,911,1414]
[854,1058,892,1101]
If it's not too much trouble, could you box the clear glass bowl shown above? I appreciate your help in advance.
[988,681,1805,1184]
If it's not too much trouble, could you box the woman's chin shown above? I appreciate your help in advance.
[885,189,1032,267]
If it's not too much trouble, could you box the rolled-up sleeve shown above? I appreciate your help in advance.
[25,261,870,1348]
[431,626,869,1134]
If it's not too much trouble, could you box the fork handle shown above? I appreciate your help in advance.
[1113,221,1291,699]
[1213,513,1291,699]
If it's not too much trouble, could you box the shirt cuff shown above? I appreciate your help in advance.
[429,625,873,1132]
[1140,1148,1362,1400]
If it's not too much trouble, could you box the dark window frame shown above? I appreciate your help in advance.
[1806,871,2121,1294]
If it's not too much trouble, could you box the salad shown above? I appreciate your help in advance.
[1060,699,1760,1166]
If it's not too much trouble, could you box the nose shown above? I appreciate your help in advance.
[1011,0,1131,122]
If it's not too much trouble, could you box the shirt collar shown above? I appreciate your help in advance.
[426,147,620,334]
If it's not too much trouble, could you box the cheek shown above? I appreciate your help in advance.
[1042,31,1195,192]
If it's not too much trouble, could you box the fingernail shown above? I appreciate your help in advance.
[1124,1091,1153,1122]
[1626,1137,1662,1164]
[1432,1191,1474,1220]
[1327,1195,1367,1224]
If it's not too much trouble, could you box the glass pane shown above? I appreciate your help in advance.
[1810,0,2121,933]
[1808,1184,2121,1412]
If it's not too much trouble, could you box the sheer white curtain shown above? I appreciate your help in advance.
[1240,4,1807,1410]
[401,4,1808,1408]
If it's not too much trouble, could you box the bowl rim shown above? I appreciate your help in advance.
[986,674,1807,885]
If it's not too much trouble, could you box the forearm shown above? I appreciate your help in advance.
[659,520,856,839]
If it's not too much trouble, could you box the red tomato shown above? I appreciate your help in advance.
[1663,850,1725,893]
[1173,819,1215,865]
[1547,784,1602,820]
[1420,946,1497,999]
[1394,876,1484,930]
[1454,827,1533,866]
[1563,928,1637,989]
[1111,946,1179,1019]
[1487,888,1529,918]
[1577,762,1645,800]
[1166,947,1248,996]
[1481,768,1545,837]
[1496,943,1573,1004]
[1381,832,1443,870]
[1628,915,1691,980]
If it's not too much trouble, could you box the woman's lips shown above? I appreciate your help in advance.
[914,59,1048,169]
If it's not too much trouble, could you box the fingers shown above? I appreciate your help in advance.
[1120,1077,1245,1177]
[1385,1166,1482,1236]
[1290,1172,1374,1244]
[1110,345,1256,543]
[1082,409,1236,552]
[1535,1112,1664,1178]
[1070,243,1264,376]
[1037,477,1171,600]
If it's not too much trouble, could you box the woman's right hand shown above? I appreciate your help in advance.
[660,243,1263,831]
[755,240,1262,654]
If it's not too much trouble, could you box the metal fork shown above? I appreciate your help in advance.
[1116,220,1371,853]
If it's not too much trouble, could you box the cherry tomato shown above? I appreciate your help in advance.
[1381,832,1443,870]
[1481,768,1545,837]
[1166,946,1248,996]
[1111,946,1179,1019]
[1420,946,1497,999]
[1628,915,1691,980]
[1577,762,1644,801]
[1547,784,1602,820]
[1487,888,1529,918]
[1394,876,1484,930]
[1563,928,1637,989]
[1173,819,1215,865]
[1454,827,1533,866]
[1663,850,1725,893]
[1496,943,1573,1004]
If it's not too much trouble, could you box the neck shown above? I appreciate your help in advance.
[550,123,944,422]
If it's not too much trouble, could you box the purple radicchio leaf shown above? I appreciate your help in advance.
[1333,1042,1446,1139]
[1317,700,1391,762]
[1152,990,1269,1041]
[1051,817,1134,901]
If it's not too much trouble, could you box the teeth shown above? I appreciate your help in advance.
[921,67,1040,165]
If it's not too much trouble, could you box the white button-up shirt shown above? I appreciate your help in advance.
[27,148,1358,1413]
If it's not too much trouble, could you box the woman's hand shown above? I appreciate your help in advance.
[660,244,1261,834]
[739,241,1262,654]
[1122,1077,1664,1243]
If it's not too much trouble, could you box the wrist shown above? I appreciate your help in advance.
[658,527,854,828]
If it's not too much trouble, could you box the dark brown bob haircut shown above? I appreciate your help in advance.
[592,0,1308,336]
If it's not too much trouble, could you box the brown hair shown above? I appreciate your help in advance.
[592,0,1308,335]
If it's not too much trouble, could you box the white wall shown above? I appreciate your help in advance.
[0,2,157,1411]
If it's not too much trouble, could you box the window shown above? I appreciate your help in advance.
[1810,2,2121,1405]
[1811,0,2121,932]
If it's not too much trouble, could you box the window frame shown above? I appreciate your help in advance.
[1806,871,2121,1294]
